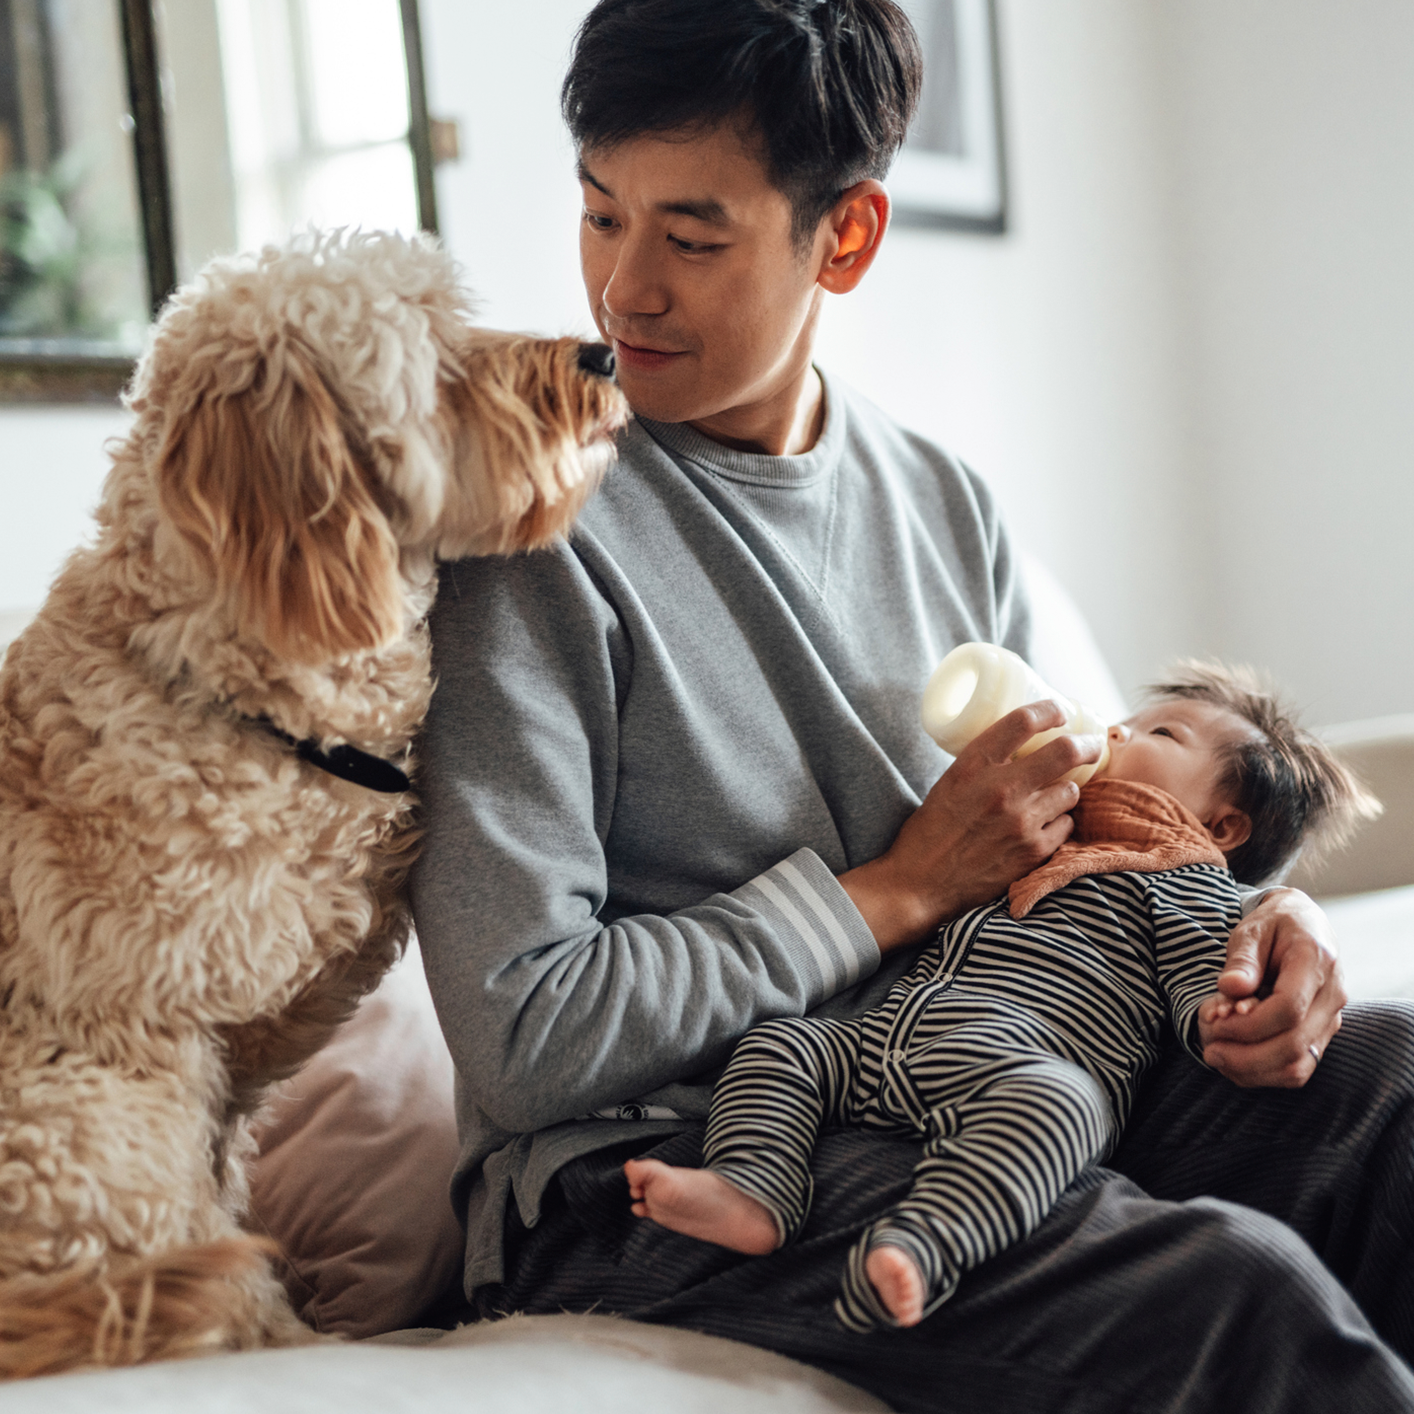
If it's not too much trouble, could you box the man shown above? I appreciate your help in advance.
[411,2,1414,1408]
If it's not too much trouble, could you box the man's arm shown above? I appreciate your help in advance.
[1201,888,1346,1087]
[410,548,879,1134]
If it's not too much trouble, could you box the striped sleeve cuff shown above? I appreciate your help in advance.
[1170,994,1210,1067]
[733,848,880,1005]
[1238,884,1305,918]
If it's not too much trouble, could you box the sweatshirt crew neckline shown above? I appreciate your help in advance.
[634,370,843,490]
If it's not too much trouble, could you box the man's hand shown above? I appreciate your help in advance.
[841,701,1102,953]
[1201,888,1346,1087]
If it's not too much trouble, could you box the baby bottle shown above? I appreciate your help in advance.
[920,642,1111,786]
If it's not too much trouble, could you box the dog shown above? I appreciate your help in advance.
[0,230,627,1377]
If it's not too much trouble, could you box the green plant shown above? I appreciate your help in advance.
[0,147,133,341]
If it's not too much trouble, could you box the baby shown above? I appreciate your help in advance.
[625,663,1378,1331]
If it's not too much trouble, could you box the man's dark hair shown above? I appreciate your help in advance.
[1145,662,1381,885]
[561,0,923,249]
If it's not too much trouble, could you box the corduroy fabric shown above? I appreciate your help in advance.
[477,1003,1414,1414]
[1112,999,1414,1359]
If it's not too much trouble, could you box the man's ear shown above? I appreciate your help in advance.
[816,180,890,295]
[1206,804,1253,855]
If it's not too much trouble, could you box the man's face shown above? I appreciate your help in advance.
[577,123,825,427]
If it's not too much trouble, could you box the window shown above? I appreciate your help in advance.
[0,0,149,393]
[0,0,437,402]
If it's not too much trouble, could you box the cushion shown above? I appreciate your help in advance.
[1320,884,1414,1000]
[1285,714,1414,897]
[0,1314,888,1413]
[248,939,465,1337]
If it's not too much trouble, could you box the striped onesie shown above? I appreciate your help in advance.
[703,857,1240,1331]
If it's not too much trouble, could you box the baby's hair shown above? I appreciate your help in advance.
[1145,661,1382,885]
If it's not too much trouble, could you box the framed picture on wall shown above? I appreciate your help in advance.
[891,0,1007,234]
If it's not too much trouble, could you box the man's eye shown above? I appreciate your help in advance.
[583,211,616,232]
[669,236,721,255]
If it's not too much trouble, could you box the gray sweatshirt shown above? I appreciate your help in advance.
[411,373,1032,1290]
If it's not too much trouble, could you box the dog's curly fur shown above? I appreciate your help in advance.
[0,231,627,1377]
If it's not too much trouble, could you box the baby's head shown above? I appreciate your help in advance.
[1100,661,1380,884]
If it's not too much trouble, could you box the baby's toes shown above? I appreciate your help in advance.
[866,1245,925,1327]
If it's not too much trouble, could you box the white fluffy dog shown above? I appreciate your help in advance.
[0,231,626,1376]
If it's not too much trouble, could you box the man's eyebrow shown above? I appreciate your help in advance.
[578,160,611,197]
[576,162,731,227]
[657,197,730,227]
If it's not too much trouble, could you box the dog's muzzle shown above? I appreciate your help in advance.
[577,342,616,379]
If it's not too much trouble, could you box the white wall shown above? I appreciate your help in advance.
[1157,0,1414,725]
[0,406,131,614]
[418,0,594,338]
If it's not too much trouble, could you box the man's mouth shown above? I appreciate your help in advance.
[611,338,687,372]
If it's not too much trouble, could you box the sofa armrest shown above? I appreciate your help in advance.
[1286,715,1414,898]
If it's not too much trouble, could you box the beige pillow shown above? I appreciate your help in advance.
[248,940,466,1337]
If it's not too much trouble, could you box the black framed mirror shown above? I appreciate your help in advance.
[0,0,439,403]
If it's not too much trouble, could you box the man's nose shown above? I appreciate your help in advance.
[601,234,669,319]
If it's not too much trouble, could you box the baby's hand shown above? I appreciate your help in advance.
[1197,991,1259,1051]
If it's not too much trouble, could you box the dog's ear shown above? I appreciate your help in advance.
[156,341,403,664]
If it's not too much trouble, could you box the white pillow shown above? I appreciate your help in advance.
[1019,551,1129,723]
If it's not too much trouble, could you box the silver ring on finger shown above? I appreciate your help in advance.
[1307,1043,1321,1064]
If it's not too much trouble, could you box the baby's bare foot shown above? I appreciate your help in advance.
[624,1159,780,1254]
[865,1244,926,1327]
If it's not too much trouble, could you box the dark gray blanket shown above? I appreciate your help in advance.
[481,1003,1414,1414]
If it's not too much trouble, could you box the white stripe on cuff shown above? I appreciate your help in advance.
[754,872,840,993]
[775,857,864,987]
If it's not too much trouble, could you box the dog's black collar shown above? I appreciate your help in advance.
[260,722,411,794]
